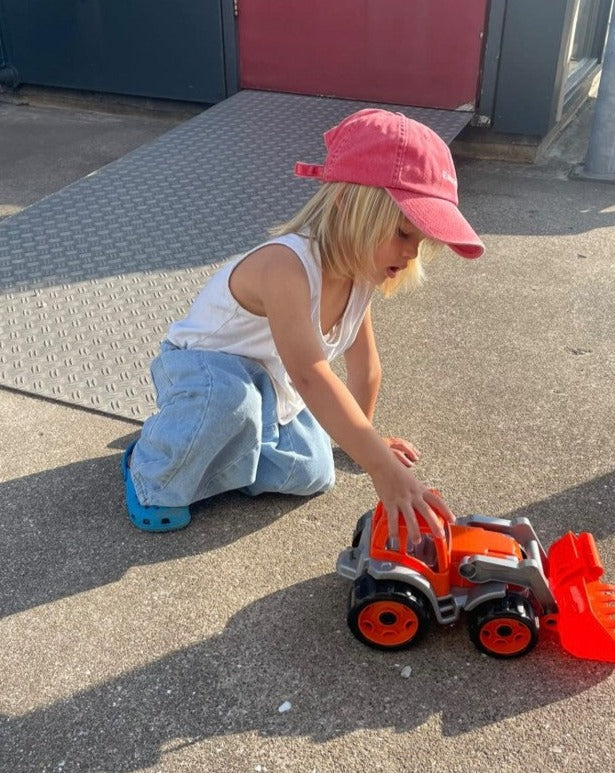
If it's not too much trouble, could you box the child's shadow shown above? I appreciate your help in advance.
[0,432,309,619]
[2,572,612,772]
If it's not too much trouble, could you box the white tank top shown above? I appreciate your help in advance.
[167,232,374,424]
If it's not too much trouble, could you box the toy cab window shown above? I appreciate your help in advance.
[407,535,438,570]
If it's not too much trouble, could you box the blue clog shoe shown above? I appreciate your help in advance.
[121,441,191,532]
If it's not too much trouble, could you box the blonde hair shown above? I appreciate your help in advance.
[270,182,441,296]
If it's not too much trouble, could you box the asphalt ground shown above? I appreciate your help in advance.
[0,90,614,773]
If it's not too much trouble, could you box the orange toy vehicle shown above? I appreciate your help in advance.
[336,502,615,660]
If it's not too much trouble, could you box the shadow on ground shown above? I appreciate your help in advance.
[0,432,310,619]
[2,429,613,620]
[1,569,612,772]
[457,163,615,238]
[505,470,615,543]
[1,437,614,771]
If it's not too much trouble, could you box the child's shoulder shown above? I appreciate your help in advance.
[237,231,313,268]
[227,236,316,317]
[262,230,311,254]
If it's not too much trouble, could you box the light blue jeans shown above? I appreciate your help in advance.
[129,343,335,507]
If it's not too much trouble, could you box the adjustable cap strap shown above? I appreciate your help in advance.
[294,162,325,179]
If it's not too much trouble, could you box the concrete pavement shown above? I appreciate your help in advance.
[0,92,614,773]
[0,95,192,220]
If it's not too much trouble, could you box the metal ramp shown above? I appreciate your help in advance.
[0,90,472,421]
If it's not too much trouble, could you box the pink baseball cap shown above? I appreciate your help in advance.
[295,109,484,259]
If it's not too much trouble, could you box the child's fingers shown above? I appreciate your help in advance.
[385,437,420,463]
[386,502,445,547]
[399,507,422,545]
[415,500,446,540]
[424,489,456,524]
[392,448,415,468]
[380,473,454,549]
[385,507,401,549]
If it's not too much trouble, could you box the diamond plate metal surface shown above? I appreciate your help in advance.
[0,90,471,421]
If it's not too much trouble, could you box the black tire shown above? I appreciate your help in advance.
[347,575,431,651]
[468,593,539,659]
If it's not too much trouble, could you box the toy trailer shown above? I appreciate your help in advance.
[337,502,615,661]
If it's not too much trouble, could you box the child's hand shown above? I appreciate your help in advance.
[370,459,455,546]
[384,436,420,467]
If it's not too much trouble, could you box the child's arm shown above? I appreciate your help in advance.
[343,307,420,468]
[343,305,382,422]
[256,246,454,543]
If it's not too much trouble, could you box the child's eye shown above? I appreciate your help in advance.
[397,228,410,240]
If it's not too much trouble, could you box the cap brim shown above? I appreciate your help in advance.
[387,189,485,259]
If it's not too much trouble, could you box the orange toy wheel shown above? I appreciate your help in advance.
[468,594,538,659]
[348,576,430,650]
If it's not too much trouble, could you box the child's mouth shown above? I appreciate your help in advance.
[386,266,400,279]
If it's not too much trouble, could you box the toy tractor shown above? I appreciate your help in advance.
[336,502,615,661]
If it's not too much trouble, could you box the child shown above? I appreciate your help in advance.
[122,108,484,545]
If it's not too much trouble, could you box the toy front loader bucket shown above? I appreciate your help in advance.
[547,531,615,662]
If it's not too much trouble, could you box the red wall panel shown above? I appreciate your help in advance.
[238,0,488,110]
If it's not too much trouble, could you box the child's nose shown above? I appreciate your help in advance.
[403,240,420,259]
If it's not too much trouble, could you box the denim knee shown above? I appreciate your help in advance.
[131,346,336,505]
[132,349,268,505]
[282,410,335,495]
[244,407,335,497]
